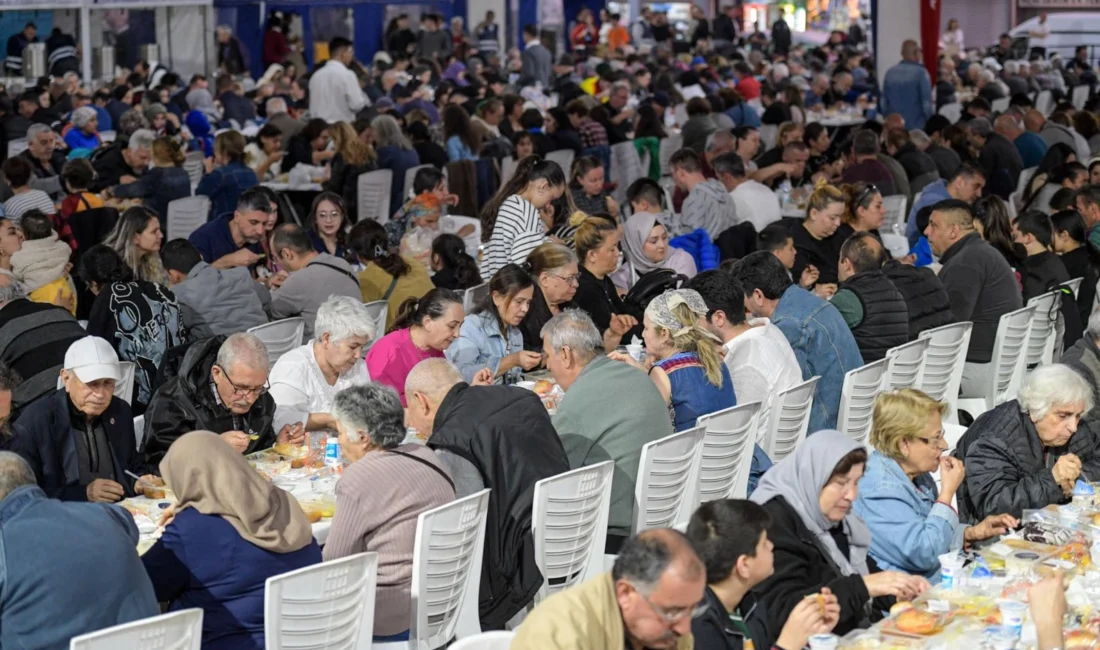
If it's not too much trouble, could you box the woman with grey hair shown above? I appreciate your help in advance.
[958,363,1100,522]
[372,114,421,218]
[268,295,376,432]
[322,382,455,643]
[65,106,101,152]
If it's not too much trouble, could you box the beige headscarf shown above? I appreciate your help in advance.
[160,431,314,553]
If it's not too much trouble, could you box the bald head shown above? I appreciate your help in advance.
[405,358,464,405]
[884,114,905,131]
[995,114,1022,139]
[901,40,921,62]
[613,528,704,589]
[1024,109,1046,133]
[0,451,35,502]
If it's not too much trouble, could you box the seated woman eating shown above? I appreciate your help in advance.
[957,364,1099,521]
[141,431,322,650]
[750,430,929,643]
[854,389,1018,580]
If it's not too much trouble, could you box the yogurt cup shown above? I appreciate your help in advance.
[997,600,1027,638]
[939,552,964,589]
[808,634,839,650]
[988,626,1018,650]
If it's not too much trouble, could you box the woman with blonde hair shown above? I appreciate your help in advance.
[854,389,1018,579]
[570,212,639,350]
[793,183,847,296]
[324,121,377,218]
[836,182,886,241]
[110,136,191,225]
[196,130,258,219]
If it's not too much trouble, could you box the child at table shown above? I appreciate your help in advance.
[11,210,77,314]
[58,158,105,251]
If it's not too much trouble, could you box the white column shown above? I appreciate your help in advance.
[875,1,921,88]
[80,4,92,82]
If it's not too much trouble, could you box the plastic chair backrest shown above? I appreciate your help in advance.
[881,195,908,231]
[407,489,491,648]
[404,164,433,201]
[1026,290,1060,367]
[69,609,203,650]
[837,359,890,446]
[694,401,762,504]
[99,130,117,143]
[885,338,931,391]
[917,321,974,424]
[632,426,705,534]
[938,102,962,123]
[441,215,481,259]
[610,141,643,204]
[166,196,211,241]
[248,317,305,364]
[363,300,388,348]
[759,124,779,151]
[1073,85,1090,111]
[449,632,516,650]
[500,156,517,185]
[986,305,1037,410]
[1065,277,1084,299]
[530,461,614,604]
[765,376,819,461]
[991,97,1010,114]
[546,149,575,175]
[357,169,393,225]
[658,133,683,176]
[463,283,489,313]
[1018,167,1038,198]
[1035,90,1054,117]
[263,551,378,650]
[134,414,145,450]
[183,151,205,187]
[116,361,135,405]
[7,138,27,158]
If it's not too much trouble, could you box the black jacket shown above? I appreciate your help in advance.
[1020,251,1082,350]
[1063,336,1100,437]
[142,336,277,468]
[90,143,140,192]
[939,233,1023,363]
[978,133,1024,201]
[427,382,569,629]
[894,143,938,182]
[1058,247,1098,329]
[841,270,910,362]
[9,389,142,501]
[691,586,770,650]
[881,260,954,340]
[574,266,643,347]
[323,152,376,219]
[956,400,1100,522]
[926,144,961,180]
[751,496,885,645]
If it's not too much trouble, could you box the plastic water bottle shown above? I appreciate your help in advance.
[778,179,792,208]
[324,437,340,467]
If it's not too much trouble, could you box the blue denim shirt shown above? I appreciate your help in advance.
[905,178,950,246]
[854,451,966,579]
[445,310,524,384]
[881,60,934,131]
[196,161,258,221]
[770,286,864,433]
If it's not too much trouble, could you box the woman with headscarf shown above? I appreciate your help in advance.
[442,61,469,87]
[612,209,697,290]
[141,431,323,650]
[749,430,930,643]
[64,106,101,152]
[185,88,219,156]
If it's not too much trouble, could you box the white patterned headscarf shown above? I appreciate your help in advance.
[645,289,722,343]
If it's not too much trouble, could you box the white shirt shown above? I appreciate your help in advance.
[730,180,782,233]
[268,342,372,431]
[308,59,369,124]
[722,318,803,445]
[1030,21,1050,48]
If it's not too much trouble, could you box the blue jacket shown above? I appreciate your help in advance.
[770,285,864,432]
[142,508,322,650]
[196,161,259,221]
[725,103,761,128]
[446,135,479,162]
[9,389,144,501]
[669,229,720,272]
[111,166,192,226]
[446,310,524,384]
[854,451,965,579]
[881,60,933,131]
[0,485,159,650]
[905,178,951,247]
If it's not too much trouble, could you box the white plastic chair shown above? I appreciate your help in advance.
[1073,84,1091,111]
[248,317,305,364]
[69,608,203,650]
[166,196,211,241]
[938,102,963,124]
[116,361,135,405]
[759,124,779,151]
[881,195,908,233]
[764,376,819,461]
[183,150,205,188]
[500,156,518,185]
[837,359,890,446]
[1066,277,1084,300]
[658,133,683,177]
[610,141,644,205]
[1035,90,1054,117]
[991,97,1010,114]
[673,103,689,126]
[357,169,393,225]
[449,632,515,650]
[404,164,434,200]
[6,138,27,158]
[885,338,931,391]
[134,414,145,450]
[441,215,482,259]
[957,305,1036,420]
[694,401,762,504]
[363,300,388,346]
[264,551,378,650]
[463,283,489,313]
[375,489,491,650]
[1017,166,1038,199]
[99,130,117,143]
[917,321,973,425]
[530,461,614,604]
[546,149,575,175]
[631,426,706,533]
[1025,289,1061,367]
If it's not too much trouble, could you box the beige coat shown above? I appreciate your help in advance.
[511,573,694,650]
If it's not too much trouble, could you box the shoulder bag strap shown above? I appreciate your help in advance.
[307,260,359,284]
[387,448,456,491]
[381,275,400,301]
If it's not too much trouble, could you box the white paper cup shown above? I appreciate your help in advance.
[997,600,1027,637]
[939,553,964,589]
[808,634,838,650]
[626,344,644,362]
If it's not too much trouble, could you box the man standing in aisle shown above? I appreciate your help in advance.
[882,40,933,131]
[308,37,368,123]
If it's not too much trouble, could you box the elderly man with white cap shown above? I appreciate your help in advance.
[9,336,153,502]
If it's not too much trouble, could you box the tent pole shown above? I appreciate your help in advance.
[81,3,92,83]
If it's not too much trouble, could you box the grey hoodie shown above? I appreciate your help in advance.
[680,178,738,240]
[171,261,271,339]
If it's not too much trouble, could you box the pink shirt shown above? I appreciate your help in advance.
[364,328,445,406]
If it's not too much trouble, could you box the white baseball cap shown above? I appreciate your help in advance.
[64,336,121,384]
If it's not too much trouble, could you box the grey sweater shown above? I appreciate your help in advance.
[172,262,270,339]
[269,253,361,338]
[680,179,738,240]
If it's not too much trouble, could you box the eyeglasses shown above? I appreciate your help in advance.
[913,429,947,447]
[635,587,709,624]
[215,365,269,397]
[855,184,878,208]
[315,211,343,222]
[549,271,581,285]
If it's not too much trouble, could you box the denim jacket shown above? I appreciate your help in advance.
[881,60,933,131]
[854,451,966,579]
[445,311,524,384]
[770,286,863,432]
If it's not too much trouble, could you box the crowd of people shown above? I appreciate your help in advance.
[0,6,1097,649]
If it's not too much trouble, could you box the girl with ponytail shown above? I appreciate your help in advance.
[479,155,566,278]
[430,233,483,291]
[364,287,465,405]
[348,219,435,330]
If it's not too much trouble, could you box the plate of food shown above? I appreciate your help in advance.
[880,602,953,638]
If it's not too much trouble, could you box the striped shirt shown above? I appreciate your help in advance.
[3,190,56,226]
[480,195,548,278]
[576,118,609,148]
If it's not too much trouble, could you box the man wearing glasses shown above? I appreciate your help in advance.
[513,528,705,650]
[143,332,304,467]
